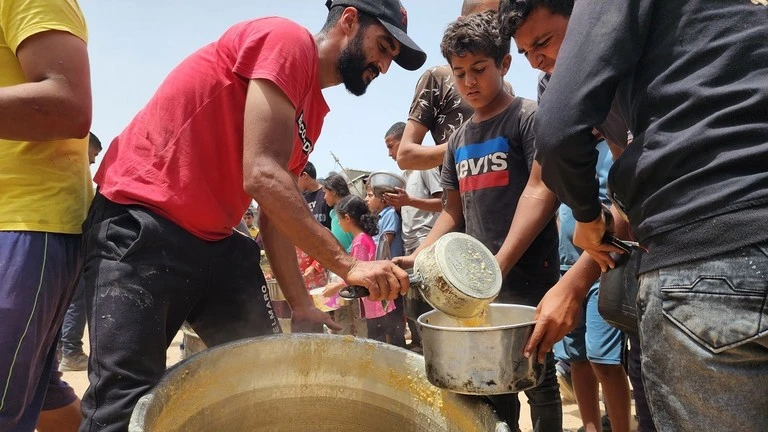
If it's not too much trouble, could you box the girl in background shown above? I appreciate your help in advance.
[324,195,405,346]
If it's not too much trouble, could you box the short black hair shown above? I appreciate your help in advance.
[336,195,378,237]
[322,174,351,197]
[441,10,510,67]
[385,122,406,140]
[498,0,574,40]
[302,161,317,179]
[320,5,379,34]
[89,132,102,150]
[244,208,254,217]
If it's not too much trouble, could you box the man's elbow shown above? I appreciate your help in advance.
[243,163,282,199]
[68,104,91,139]
[49,97,91,139]
[396,143,417,170]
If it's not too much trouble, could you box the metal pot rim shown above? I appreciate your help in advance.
[417,304,537,332]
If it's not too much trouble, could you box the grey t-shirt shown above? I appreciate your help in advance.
[441,98,560,297]
[401,168,442,252]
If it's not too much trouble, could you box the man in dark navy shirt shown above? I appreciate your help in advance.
[503,0,768,430]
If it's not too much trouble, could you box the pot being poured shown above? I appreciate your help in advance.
[340,233,502,319]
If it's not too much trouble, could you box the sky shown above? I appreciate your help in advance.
[80,0,541,178]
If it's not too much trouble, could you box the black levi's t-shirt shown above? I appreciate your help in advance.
[303,188,331,230]
[441,98,559,295]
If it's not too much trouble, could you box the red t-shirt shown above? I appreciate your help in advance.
[95,17,329,240]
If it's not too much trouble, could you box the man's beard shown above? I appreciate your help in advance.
[338,32,380,96]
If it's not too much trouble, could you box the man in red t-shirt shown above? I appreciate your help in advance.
[79,1,425,430]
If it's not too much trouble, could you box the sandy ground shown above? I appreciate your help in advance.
[63,329,636,432]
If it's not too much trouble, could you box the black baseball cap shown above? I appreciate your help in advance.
[325,0,427,71]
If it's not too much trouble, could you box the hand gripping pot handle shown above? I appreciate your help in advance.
[338,274,423,299]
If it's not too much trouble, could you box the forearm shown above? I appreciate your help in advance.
[559,252,602,299]
[259,216,313,309]
[408,196,443,213]
[0,80,91,141]
[496,185,559,275]
[246,164,355,279]
[396,142,447,170]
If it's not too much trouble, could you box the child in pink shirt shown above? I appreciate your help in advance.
[324,195,404,346]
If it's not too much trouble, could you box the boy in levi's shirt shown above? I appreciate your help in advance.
[395,11,562,431]
[324,195,405,347]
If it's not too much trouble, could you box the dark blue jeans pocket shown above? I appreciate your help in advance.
[658,245,768,353]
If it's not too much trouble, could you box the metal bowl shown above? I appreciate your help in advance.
[129,334,511,432]
[368,171,406,197]
[418,304,543,395]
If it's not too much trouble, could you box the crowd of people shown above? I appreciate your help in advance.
[2,0,766,431]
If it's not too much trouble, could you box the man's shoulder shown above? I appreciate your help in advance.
[446,117,474,148]
[419,64,452,80]
[233,16,309,35]
[225,16,314,52]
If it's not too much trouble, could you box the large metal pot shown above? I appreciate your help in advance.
[341,233,502,319]
[418,304,543,395]
[129,334,511,432]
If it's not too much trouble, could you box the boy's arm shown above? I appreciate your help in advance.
[495,108,559,274]
[495,161,559,275]
[524,251,600,363]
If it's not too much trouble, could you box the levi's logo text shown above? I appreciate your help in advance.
[296,111,313,155]
[455,137,509,192]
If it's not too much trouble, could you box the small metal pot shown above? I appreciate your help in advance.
[341,233,502,319]
[368,171,406,197]
[418,304,543,395]
[412,233,501,318]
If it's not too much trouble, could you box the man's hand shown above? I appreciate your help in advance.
[524,280,583,364]
[392,254,416,270]
[291,304,342,333]
[344,260,409,301]
[383,188,413,208]
[573,211,624,272]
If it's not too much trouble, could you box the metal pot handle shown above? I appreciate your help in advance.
[338,274,423,299]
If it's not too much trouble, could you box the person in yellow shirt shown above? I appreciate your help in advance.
[0,0,92,431]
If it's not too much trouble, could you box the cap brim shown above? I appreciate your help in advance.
[378,20,427,71]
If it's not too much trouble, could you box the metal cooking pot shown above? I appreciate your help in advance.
[418,304,543,395]
[341,233,502,319]
[128,334,511,432]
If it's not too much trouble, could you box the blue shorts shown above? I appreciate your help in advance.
[0,232,80,430]
[555,282,625,364]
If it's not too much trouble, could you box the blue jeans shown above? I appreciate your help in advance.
[61,277,87,356]
[637,242,768,431]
